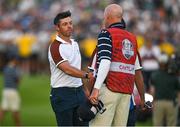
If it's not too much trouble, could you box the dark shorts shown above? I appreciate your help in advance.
[50,86,88,126]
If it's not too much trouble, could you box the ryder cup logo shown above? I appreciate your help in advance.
[122,39,134,59]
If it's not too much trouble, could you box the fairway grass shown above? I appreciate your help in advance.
[0,73,56,126]
[0,73,152,126]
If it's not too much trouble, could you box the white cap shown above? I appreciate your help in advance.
[145,93,153,102]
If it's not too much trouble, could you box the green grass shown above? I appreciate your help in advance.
[0,74,56,126]
[0,73,152,126]
[136,118,152,126]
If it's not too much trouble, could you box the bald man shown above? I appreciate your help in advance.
[89,4,145,126]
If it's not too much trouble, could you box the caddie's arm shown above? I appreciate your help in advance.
[89,29,112,105]
[89,60,111,105]
[134,53,145,109]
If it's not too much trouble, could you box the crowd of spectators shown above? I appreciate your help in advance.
[0,0,179,74]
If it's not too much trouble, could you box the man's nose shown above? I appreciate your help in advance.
[68,23,72,28]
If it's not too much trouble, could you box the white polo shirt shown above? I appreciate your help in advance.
[48,35,82,88]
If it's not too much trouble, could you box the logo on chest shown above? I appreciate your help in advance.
[122,39,134,60]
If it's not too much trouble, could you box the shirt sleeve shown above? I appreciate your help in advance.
[50,41,67,67]
[94,59,111,89]
[97,29,112,62]
[135,51,143,70]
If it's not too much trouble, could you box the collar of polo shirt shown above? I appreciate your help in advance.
[56,35,74,44]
